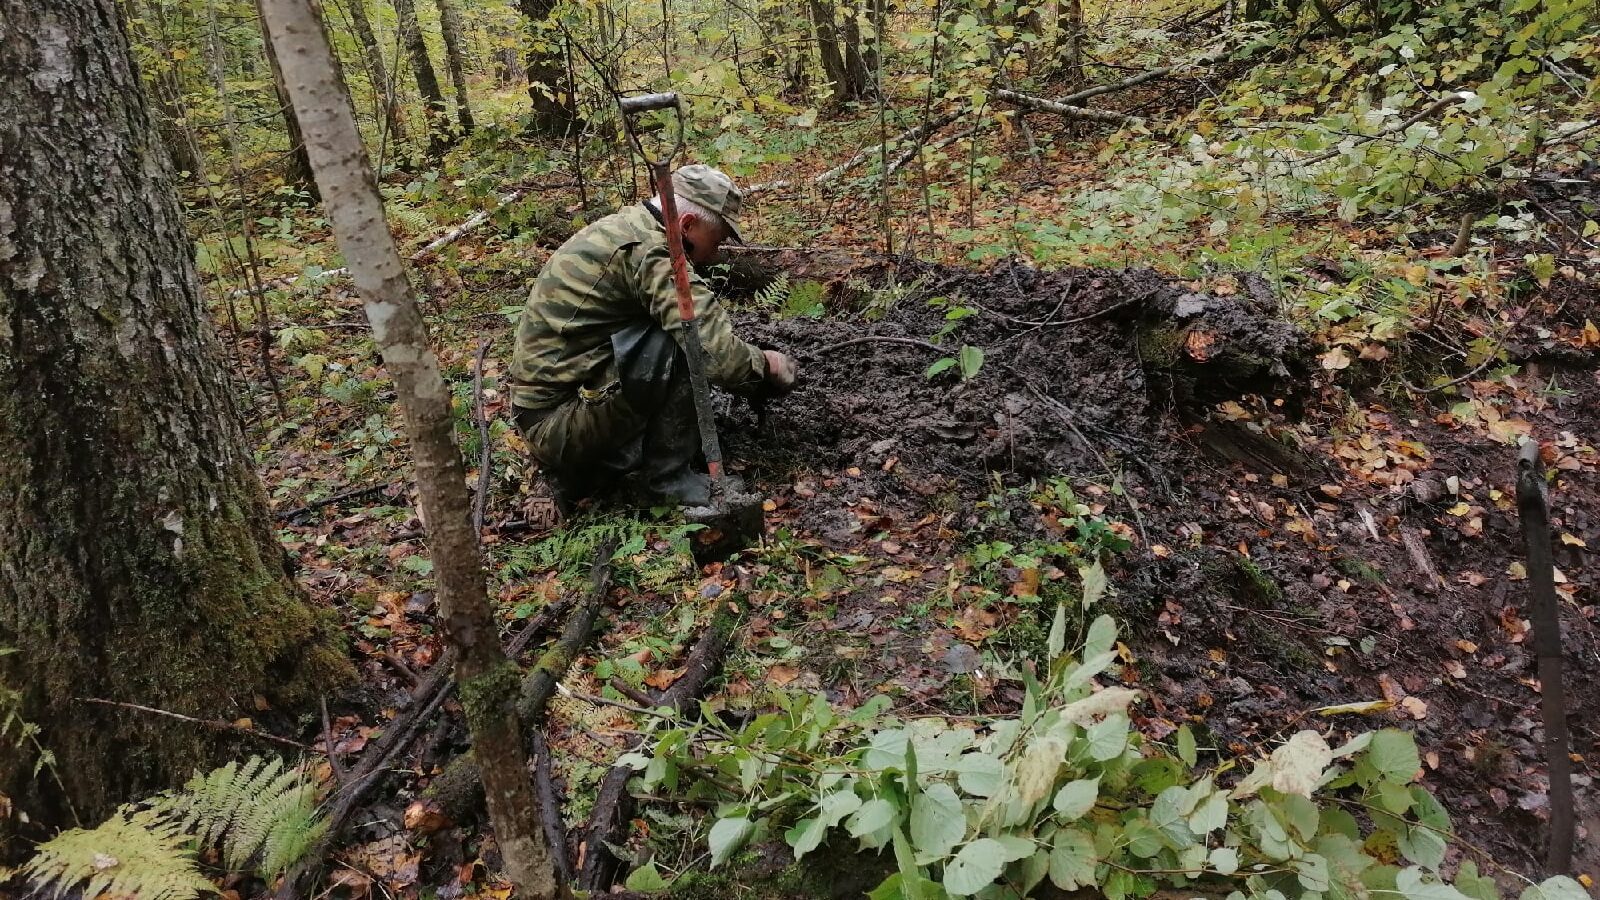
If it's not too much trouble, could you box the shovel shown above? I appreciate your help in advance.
[618,91,763,561]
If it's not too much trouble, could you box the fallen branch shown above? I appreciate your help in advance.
[1053,47,1228,107]
[273,580,580,898]
[746,112,960,194]
[75,698,313,752]
[994,89,1142,126]
[885,124,979,179]
[274,480,401,521]
[577,596,745,892]
[521,543,617,729]
[531,728,574,886]
[1298,93,1466,166]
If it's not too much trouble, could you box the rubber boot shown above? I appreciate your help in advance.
[639,371,712,507]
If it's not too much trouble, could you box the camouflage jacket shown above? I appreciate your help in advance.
[509,202,767,412]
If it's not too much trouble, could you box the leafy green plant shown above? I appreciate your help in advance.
[618,580,1578,900]
[755,273,828,319]
[20,755,324,900]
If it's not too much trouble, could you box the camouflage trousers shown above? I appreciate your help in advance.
[512,322,700,502]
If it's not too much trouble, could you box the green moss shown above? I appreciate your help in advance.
[1232,556,1284,605]
[459,660,522,724]
[1137,325,1185,368]
[1335,557,1386,585]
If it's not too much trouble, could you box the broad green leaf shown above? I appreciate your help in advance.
[1396,866,1472,900]
[1078,560,1107,608]
[625,859,672,891]
[1085,713,1130,761]
[926,357,957,378]
[957,345,984,380]
[1084,615,1117,658]
[891,826,924,900]
[1177,725,1198,767]
[818,789,863,827]
[1368,730,1422,783]
[848,798,898,837]
[1188,788,1228,833]
[1046,601,1068,659]
[952,752,1003,798]
[1397,824,1447,869]
[910,782,965,860]
[943,839,1007,896]
[1209,847,1239,876]
[1048,828,1097,890]
[710,816,754,867]
[1520,876,1589,900]
[1296,853,1332,892]
[1052,777,1099,820]
[787,816,826,858]
[1456,860,1500,900]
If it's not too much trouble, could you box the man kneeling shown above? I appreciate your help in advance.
[509,164,796,508]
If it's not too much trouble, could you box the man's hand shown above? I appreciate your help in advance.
[763,350,797,396]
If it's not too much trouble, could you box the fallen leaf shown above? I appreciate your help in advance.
[1560,533,1586,548]
[1314,700,1394,716]
[404,799,450,835]
[1399,696,1428,720]
[1320,347,1352,370]
[767,664,800,687]
[1185,330,1217,361]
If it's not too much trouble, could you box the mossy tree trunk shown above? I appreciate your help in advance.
[0,0,350,852]
[518,0,577,136]
[436,0,475,135]
[393,0,453,155]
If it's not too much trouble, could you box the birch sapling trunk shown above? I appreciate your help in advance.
[256,1,558,894]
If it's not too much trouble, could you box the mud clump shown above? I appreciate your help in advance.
[731,259,1308,497]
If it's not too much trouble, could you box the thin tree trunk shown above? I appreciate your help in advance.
[344,0,408,143]
[256,0,321,197]
[393,0,452,155]
[809,0,849,104]
[840,1,870,100]
[256,0,557,895]
[436,0,475,134]
[0,0,350,843]
[518,0,577,135]
[1056,0,1082,84]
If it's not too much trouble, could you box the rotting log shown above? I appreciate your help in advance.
[577,595,746,892]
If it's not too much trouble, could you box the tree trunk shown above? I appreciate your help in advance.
[344,0,408,144]
[0,0,350,848]
[810,0,853,104]
[518,0,576,136]
[840,1,871,100]
[436,0,475,135]
[255,0,321,197]
[126,0,205,179]
[1056,0,1083,84]
[393,0,452,155]
[257,0,558,895]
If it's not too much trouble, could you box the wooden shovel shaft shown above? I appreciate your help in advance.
[651,161,726,487]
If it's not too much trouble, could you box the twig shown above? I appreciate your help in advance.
[745,113,960,194]
[608,676,657,708]
[471,338,494,533]
[520,543,617,729]
[994,88,1141,126]
[321,695,347,786]
[75,698,313,752]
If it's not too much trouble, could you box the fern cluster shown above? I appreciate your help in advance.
[18,755,324,900]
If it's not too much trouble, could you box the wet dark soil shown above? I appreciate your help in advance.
[718,258,1600,880]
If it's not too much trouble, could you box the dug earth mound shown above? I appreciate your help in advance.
[706,255,1600,876]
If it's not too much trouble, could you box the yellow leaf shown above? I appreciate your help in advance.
[1561,533,1587,547]
[1446,502,1471,516]
[1314,700,1394,717]
[1507,561,1527,580]
[171,47,190,60]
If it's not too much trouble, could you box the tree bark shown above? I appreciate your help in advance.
[840,1,871,100]
[809,0,856,104]
[436,0,475,135]
[256,0,558,895]
[255,0,321,198]
[343,0,408,144]
[1056,0,1083,84]
[517,0,577,135]
[392,0,452,155]
[0,0,350,848]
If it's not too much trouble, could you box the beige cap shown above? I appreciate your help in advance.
[672,164,744,243]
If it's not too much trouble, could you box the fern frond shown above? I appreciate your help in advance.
[158,754,323,877]
[23,807,215,900]
[753,272,792,308]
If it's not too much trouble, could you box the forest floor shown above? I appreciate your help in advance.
[234,104,1600,898]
